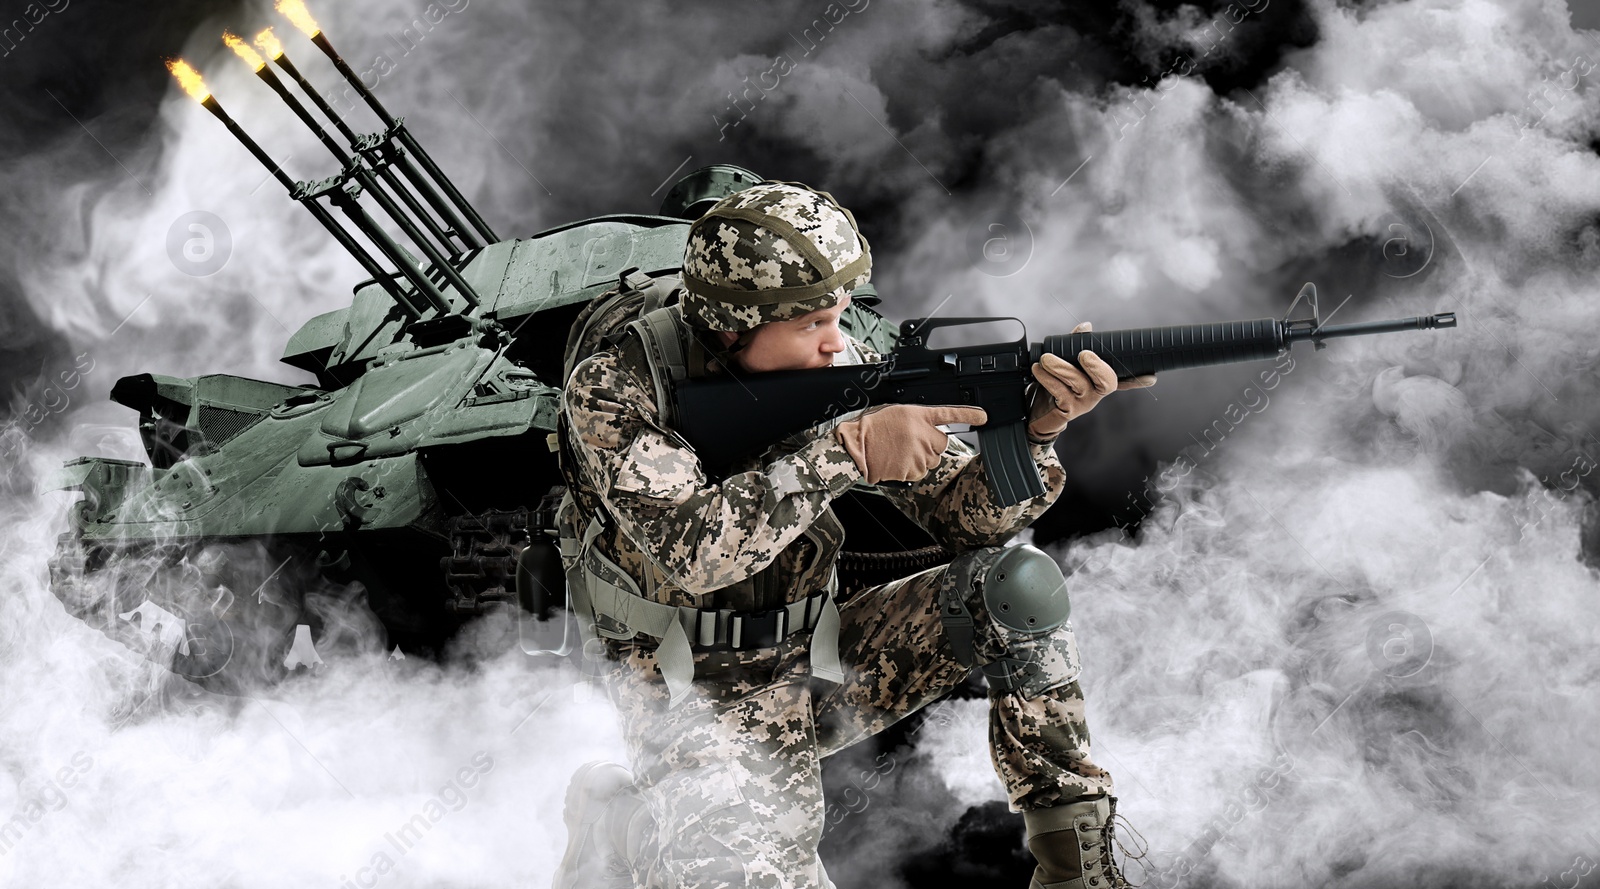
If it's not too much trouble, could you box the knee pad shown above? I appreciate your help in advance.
[938,545,1078,698]
[980,544,1071,633]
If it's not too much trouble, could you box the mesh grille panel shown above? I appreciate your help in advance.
[196,405,265,445]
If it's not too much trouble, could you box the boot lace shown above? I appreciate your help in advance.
[1102,799,1150,889]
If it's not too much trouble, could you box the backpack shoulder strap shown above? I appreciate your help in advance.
[622,304,692,429]
[561,267,666,387]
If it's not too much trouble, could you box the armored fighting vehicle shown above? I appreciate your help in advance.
[46,37,934,694]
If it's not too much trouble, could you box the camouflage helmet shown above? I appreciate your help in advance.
[679,181,872,332]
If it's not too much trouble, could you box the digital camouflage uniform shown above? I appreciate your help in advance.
[561,329,1115,888]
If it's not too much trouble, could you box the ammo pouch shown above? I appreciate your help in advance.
[558,493,843,708]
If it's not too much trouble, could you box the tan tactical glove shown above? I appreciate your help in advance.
[834,404,989,483]
[1028,322,1157,444]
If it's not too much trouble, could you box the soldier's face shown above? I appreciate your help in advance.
[720,294,852,373]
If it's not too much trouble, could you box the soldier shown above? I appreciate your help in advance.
[552,181,1155,889]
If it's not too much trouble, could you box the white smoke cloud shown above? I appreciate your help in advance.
[1,457,625,886]
[906,1,1600,885]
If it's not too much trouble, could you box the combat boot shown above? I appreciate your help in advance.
[1021,794,1144,889]
[552,761,650,889]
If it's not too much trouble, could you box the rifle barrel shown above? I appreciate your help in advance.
[1284,312,1456,344]
[1038,312,1457,379]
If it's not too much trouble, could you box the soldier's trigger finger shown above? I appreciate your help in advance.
[1076,350,1118,394]
[1116,374,1158,390]
[919,405,988,428]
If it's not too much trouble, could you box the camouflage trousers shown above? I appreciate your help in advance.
[599,549,1115,889]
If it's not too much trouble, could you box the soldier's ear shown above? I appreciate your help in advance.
[714,330,740,349]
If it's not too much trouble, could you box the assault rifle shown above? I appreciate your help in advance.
[674,285,1457,507]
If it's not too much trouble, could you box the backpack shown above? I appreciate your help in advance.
[545,267,845,707]
[545,267,680,654]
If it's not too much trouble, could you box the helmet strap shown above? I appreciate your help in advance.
[694,327,754,372]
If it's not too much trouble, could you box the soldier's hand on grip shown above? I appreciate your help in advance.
[834,404,988,484]
[1027,321,1157,444]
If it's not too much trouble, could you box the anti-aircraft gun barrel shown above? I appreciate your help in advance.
[255,29,478,258]
[228,37,481,311]
[205,47,451,315]
[303,29,499,246]
[269,50,459,252]
[167,59,427,319]
[302,174,453,315]
[200,95,424,316]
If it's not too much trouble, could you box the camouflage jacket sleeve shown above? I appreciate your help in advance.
[562,349,863,596]
[874,433,1066,551]
[840,341,1065,550]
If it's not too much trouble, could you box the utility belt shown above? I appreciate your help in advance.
[558,492,844,707]
[677,587,835,653]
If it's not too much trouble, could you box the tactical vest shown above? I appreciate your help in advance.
[553,268,845,707]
